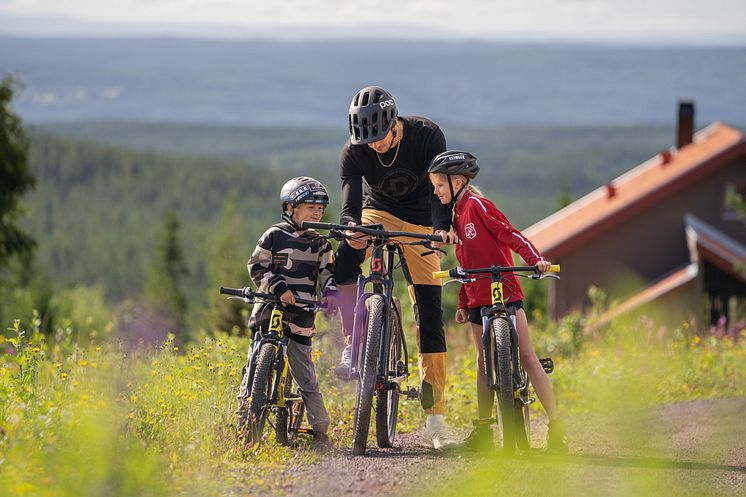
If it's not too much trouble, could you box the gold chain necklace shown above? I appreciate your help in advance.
[376,138,400,167]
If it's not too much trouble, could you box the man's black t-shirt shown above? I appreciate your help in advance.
[339,116,450,231]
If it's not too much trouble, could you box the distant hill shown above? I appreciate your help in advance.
[4,37,745,126]
[25,133,284,301]
[35,121,694,227]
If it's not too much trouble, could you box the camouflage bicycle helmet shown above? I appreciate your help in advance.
[427,151,480,179]
[348,86,398,145]
[280,176,330,211]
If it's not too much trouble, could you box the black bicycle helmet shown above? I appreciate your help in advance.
[348,86,398,145]
[280,176,330,211]
[427,151,480,209]
[427,151,480,179]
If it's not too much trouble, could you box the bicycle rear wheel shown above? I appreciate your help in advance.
[492,317,516,454]
[375,297,403,448]
[247,343,276,443]
[352,294,384,456]
[276,375,305,446]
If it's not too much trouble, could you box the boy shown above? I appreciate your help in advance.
[239,176,336,451]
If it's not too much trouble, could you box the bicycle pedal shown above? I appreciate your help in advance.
[472,417,497,426]
[539,358,554,374]
[404,386,420,400]
[291,427,315,436]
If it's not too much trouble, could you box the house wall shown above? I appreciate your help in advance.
[552,155,746,318]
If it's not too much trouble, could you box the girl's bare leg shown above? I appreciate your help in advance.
[470,323,494,419]
[514,308,558,420]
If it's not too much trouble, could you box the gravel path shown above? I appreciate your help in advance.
[252,397,746,497]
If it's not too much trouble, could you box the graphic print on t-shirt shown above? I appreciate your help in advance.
[375,169,421,200]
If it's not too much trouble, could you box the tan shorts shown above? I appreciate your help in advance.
[360,209,442,287]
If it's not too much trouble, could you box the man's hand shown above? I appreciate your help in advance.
[279,289,296,306]
[345,221,370,250]
[432,229,460,249]
[455,308,469,323]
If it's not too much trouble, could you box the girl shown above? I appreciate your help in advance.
[428,150,568,453]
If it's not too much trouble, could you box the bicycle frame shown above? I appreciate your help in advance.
[433,264,559,396]
[481,275,525,394]
[300,221,443,391]
[348,239,408,390]
[243,305,292,409]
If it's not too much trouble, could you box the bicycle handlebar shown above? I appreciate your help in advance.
[219,286,326,309]
[301,221,445,243]
[432,264,560,280]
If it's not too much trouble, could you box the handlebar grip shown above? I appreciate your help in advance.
[220,286,245,297]
[432,270,451,279]
[547,264,560,273]
[301,221,331,230]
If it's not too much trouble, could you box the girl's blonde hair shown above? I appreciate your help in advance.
[452,174,483,197]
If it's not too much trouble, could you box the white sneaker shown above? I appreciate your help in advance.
[423,414,458,450]
[334,345,352,379]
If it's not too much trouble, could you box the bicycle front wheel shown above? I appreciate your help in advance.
[248,342,276,443]
[492,317,516,454]
[352,294,384,456]
[375,297,403,448]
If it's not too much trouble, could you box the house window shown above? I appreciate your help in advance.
[723,182,746,221]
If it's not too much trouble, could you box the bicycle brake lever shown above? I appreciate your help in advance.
[421,243,447,257]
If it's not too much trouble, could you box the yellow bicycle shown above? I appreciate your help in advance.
[434,264,559,453]
[220,286,325,445]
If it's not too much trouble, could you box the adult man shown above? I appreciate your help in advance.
[334,86,457,449]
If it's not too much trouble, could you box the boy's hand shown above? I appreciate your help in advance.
[280,290,296,306]
[455,308,469,323]
[321,295,338,313]
[432,229,460,249]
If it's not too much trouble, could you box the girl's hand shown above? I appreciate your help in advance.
[432,229,460,248]
[455,308,469,323]
[536,260,551,273]
[280,290,296,306]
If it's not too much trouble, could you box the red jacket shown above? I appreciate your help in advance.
[453,191,545,309]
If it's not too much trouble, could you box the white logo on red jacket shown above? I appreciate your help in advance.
[465,222,477,239]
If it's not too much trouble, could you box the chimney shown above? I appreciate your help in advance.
[677,101,695,149]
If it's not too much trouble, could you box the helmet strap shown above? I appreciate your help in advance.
[282,205,303,229]
[447,177,467,210]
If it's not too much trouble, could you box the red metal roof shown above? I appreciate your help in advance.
[524,123,746,256]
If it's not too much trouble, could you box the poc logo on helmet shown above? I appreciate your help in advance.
[378,99,395,109]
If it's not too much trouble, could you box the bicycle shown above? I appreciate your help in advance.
[433,264,559,454]
[302,221,445,455]
[219,285,326,446]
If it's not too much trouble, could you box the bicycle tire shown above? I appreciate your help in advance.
[492,317,516,454]
[248,343,276,443]
[375,297,403,448]
[352,294,384,456]
[515,371,531,450]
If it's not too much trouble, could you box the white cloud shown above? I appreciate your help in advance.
[0,0,744,41]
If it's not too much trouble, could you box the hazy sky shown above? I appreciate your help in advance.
[1,0,745,42]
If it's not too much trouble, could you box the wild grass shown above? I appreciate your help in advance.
[1,306,744,496]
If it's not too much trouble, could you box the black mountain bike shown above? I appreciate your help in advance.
[220,286,326,446]
[434,264,559,454]
[302,221,445,455]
